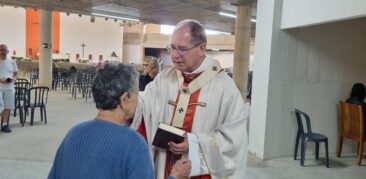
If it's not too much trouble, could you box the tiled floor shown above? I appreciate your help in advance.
[0,90,364,179]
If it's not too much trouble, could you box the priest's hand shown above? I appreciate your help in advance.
[169,136,189,154]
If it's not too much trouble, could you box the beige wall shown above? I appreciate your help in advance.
[145,24,161,33]
[123,45,141,64]
[60,13,123,62]
[0,6,26,57]
[251,0,366,159]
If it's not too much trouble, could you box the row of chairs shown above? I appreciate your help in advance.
[13,79,49,126]
[50,69,95,102]
[294,102,365,168]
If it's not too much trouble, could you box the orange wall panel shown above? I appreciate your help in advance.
[26,9,60,59]
[52,12,60,54]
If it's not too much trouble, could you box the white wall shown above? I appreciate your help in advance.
[60,13,123,63]
[281,0,366,29]
[0,6,26,57]
[252,0,366,159]
[249,0,277,159]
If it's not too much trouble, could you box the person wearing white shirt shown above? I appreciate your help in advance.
[0,44,18,133]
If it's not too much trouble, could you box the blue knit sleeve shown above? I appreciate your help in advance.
[167,176,175,179]
[126,135,154,179]
[48,140,64,179]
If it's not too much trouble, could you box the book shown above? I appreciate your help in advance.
[152,123,186,150]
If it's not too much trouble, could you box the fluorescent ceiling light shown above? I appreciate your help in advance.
[219,12,236,18]
[91,12,139,22]
[219,12,256,23]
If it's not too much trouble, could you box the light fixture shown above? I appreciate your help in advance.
[219,12,256,23]
[92,12,139,22]
[219,12,236,18]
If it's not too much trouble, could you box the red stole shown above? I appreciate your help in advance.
[164,73,211,179]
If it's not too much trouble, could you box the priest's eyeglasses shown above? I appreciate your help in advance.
[166,42,203,56]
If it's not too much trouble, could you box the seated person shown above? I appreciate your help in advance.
[139,56,159,91]
[48,63,190,179]
[346,83,366,135]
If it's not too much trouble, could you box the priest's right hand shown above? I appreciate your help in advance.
[169,158,191,179]
[168,136,189,154]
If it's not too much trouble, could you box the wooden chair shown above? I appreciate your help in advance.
[337,102,365,165]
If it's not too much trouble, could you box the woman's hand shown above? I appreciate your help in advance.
[169,158,191,179]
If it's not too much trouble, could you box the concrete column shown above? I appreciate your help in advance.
[140,23,146,63]
[233,5,252,99]
[39,9,52,88]
[122,25,128,64]
[120,25,124,63]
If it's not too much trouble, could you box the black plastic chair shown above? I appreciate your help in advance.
[294,108,329,168]
[15,78,29,83]
[25,87,49,126]
[14,82,31,117]
[14,87,28,126]
[14,82,31,89]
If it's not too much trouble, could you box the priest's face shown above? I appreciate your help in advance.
[169,27,206,73]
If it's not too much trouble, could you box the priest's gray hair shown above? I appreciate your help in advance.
[174,19,207,45]
[92,63,139,110]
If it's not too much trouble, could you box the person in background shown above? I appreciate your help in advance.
[0,92,3,114]
[346,83,366,135]
[95,59,103,69]
[139,56,159,91]
[69,66,77,73]
[0,44,18,133]
[48,63,190,179]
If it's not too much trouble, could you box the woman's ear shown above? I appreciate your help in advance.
[119,92,129,108]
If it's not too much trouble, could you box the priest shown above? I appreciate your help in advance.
[131,19,249,179]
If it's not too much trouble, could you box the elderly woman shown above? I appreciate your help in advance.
[139,56,159,91]
[48,63,190,179]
